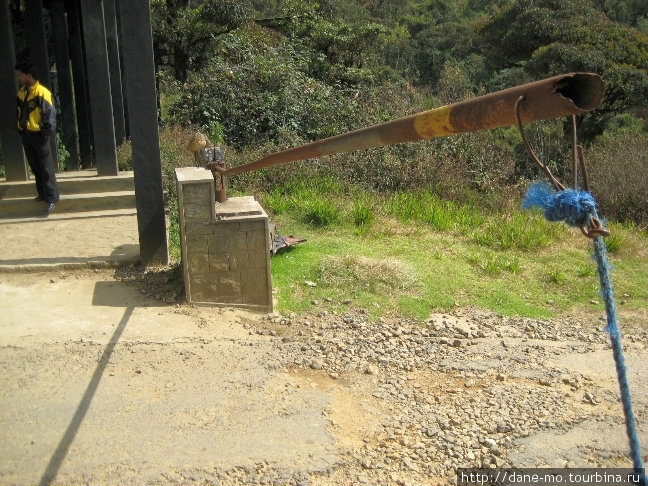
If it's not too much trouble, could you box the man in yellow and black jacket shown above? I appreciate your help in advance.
[16,60,59,213]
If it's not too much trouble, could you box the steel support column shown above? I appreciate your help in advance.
[117,0,169,265]
[49,0,80,170]
[25,0,58,171]
[25,0,49,88]
[80,0,118,176]
[66,0,93,169]
[104,0,126,147]
[0,0,28,181]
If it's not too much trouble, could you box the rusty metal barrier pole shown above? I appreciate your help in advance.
[215,72,604,180]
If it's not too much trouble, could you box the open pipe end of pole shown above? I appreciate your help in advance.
[218,72,605,179]
[553,72,605,113]
[443,72,605,133]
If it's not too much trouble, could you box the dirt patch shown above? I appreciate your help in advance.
[0,269,646,485]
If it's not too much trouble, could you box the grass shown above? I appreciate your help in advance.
[303,198,340,226]
[256,179,648,321]
[351,197,374,228]
[318,254,419,293]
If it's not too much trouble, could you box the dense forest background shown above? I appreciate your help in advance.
[6,0,648,224]
[152,0,648,224]
[156,0,648,145]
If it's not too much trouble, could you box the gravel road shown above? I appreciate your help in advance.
[1,266,646,486]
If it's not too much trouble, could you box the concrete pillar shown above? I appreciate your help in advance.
[66,0,93,169]
[0,0,28,181]
[115,5,130,140]
[176,168,273,312]
[103,0,126,147]
[25,0,59,171]
[49,0,80,171]
[80,0,118,176]
[118,0,168,265]
[25,0,50,89]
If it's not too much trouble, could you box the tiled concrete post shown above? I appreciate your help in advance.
[175,167,273,312]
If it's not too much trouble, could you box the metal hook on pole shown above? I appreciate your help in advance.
[514,95,565,192]
[514,95,609,238]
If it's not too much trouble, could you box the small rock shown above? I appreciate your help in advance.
[583,390,599,405]
[364,365,379,375]
[310,359,324,370]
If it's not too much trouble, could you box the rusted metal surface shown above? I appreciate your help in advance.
[268,223,306,254]
[271,234,307,254]
[192,146,228,202]
[212,72,604,178]
[211,165,227,203]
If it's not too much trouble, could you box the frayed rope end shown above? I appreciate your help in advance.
[522,182,598,228]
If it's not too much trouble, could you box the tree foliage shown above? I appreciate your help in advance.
[477,0,648,138]
[151,0,253,82]
[156,0,648,219]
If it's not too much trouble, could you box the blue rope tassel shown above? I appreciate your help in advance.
[522,181,597,227]
[523,182,645,484]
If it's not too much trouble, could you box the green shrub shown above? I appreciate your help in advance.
[157,125,200,262]
[56,133,70,171]
[604,233,624,253]
[587,131,648,227]
[547,268,567,285]
[468,252,522,276]
[351,198,374,227]
[303,198,340,227]
[384,190,488,233]
[421,198,454,231]
[159,125,196,198]
[167,44,363,150]
[473,211,559,251]
[116,139,133,171]
[262,188,292,215]
[386,191,421,222]
[576,264,596,277]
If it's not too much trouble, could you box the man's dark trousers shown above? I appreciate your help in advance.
[21,131,58,204]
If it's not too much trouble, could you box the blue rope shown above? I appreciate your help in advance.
[523,181,646,484]
[522,181,597,228]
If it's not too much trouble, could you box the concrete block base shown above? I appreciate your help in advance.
[176,167,272,312]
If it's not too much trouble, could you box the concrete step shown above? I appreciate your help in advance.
[0,191,137,219]
[0,170,135,199]
[0,208,138,224]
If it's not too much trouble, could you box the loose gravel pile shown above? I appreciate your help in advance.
[256,307,647,485]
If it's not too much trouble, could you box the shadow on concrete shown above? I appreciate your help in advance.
[91,279,166,308]
[39,267,171,485]
[0,210,138,224]
[38,302,133,486]
[0,244,140,270]
[37,275,172,484]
